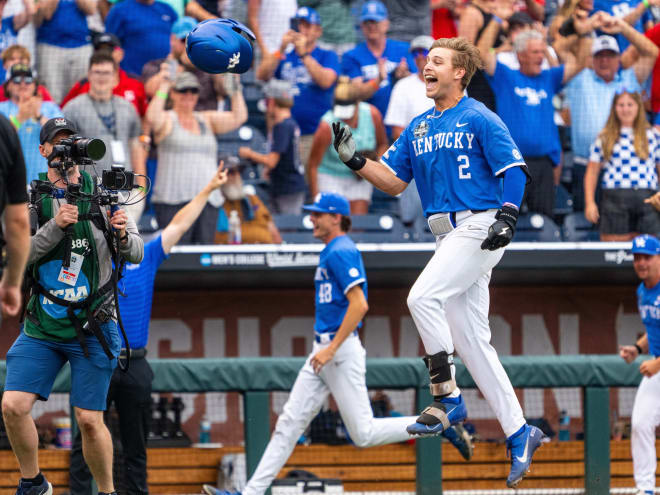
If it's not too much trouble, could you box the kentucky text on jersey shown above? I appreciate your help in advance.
[637,280,660,356]
[410,131,476,156]
[380,97,526,217]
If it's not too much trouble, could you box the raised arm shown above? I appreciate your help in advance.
[161,163,227,253]
[145,73,173,145]
[13,0,36,32]
[206,75,248,135]
[475,16,500,76]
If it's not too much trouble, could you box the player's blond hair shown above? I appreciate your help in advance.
[598,90,649,162]
[430,37,483,89]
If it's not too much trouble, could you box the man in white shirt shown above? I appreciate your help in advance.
[384,35,434,233]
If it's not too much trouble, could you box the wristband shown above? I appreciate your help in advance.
[492,15,503,25]
[643,0,650,8]
[344,152,366,171]
[369,79,380,90]
[156,89,168,101]
[635,344,643,354]
[272,50,285,60]
[9,115,20,129]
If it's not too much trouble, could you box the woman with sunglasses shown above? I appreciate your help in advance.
[145,69,247,244]
[0,63,63,185]
[584,89,660,241]
[307,76,388,215]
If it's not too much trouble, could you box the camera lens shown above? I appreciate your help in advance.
[75,138,106,161]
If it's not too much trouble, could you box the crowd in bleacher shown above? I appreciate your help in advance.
[8,0,660,243]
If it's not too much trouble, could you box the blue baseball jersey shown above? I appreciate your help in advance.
[118,235,168,348]
[314,235,367,335]
[380,96,526,217]
[637,280,660,356]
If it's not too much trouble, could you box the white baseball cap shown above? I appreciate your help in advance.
[592,35,620,56]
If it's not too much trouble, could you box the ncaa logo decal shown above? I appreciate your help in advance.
[513,149,522,160]
[227,52,240,69]
[349,267,359,277]
[413,120,429,139]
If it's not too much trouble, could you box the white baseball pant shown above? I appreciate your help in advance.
[243,334,416,495]
[631,371,660,491]
[406,209,526,437]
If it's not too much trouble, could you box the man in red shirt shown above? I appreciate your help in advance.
[60,33,147,116]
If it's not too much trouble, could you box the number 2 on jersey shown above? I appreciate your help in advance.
[458,155,471,179]
[319,283,333,303]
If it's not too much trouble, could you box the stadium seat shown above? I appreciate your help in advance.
[349,214,405,243]
[513,213,562,242]
[274,214,405,243]
[553,184,574,218]
[274,214,317,244]
[562,212,599,242]
[369,187,399,215]
[216,125,268,163]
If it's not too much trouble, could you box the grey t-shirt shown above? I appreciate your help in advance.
[62,94,141,173]
[383,0,431,42]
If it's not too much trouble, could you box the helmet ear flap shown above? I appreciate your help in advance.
[185,18,255,74]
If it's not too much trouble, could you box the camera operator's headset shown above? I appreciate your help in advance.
[24,169,132,371]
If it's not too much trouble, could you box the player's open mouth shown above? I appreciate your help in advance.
[424,75,438,91]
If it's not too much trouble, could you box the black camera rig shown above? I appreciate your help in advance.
[28,135,150,372]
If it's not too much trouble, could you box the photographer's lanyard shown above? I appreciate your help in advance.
[91,97,126,165]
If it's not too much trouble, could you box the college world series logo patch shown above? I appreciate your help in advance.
[413,120,429,139]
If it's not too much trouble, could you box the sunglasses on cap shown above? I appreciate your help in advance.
[175,87,199,94]
[11,75,33,84]
[411,48,429,57]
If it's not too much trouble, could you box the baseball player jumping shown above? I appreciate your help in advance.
[620,234,660,495]
[331,37,545,488]
[204,192,473,495]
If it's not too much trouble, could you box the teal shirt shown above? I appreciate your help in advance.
[319,102,375,178]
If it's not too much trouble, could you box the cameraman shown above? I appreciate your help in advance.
[1,117,144,495]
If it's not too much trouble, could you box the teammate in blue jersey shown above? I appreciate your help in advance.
[68,164,228,495]
[620,234,660,495]
[204,192,473,495]
[331,36,546,488]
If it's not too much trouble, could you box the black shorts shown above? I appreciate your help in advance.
[600,188,660,235]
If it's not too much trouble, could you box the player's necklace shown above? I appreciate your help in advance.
[433,94,463,118]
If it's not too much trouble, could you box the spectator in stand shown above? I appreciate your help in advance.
[255,7,339,173]
[341,1,414,134]
[565,17,658,211]
[215,159,282,244]
[307,76,388,215]
[239,80,306,215]
[146,70,247,244]
[247,0,297,55]
[238,79,306,215]
[513,0,545,21]
[62,52,145,183]
[142,16,224,111]
[184,0,220,22]
[479,22,590,217]
[432,0,464,39]
[0,45,53,101]
[381,0,431,42]
[384,35,435,232]
[61,33,148,117]
[0,64,62,184]
[550,0,593,45]
[458,0,504,112]
[105,0,178,77]
[585,90,660,241]
[0,0,34,58]
[594,0,658,52]
[298,0,356,56]
[33,0,96,103]
[496,13,559,70]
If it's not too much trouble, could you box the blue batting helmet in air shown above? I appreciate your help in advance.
[185,18,256,74]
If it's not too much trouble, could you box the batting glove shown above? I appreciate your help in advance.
[480,206,518,251]
[332,122,366,171]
